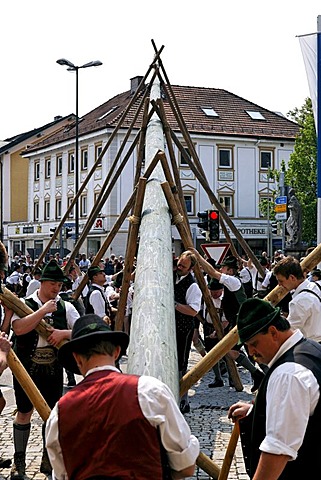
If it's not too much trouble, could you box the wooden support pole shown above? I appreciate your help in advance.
[115,177,147,331]
[35,47,164,269]
[161,180,243,393]
[72,151,162,300]
[196,452,220,480]
[154,100,242,391]
[218,422,240,480]
[180,242,321,393]
[7,350,51,421]
[0,286,68,421]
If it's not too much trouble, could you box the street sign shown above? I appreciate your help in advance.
[275,212,287,220]
[201,243,230,264]
[275,196,287,205]
[275,204,287,213]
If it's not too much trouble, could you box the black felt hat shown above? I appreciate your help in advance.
[221,255,238,270]
[237,298,280,344]
[40,260,65,282]
[58,314,129,374]
[208,278,224,291]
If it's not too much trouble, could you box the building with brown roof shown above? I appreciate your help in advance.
[4,76,299,259]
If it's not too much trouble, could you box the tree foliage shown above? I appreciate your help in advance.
[286,97,317,244]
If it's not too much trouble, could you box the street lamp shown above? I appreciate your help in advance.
[56,58,102,245]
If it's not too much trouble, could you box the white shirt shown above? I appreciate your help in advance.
[260,330,320,460]
[219,273,241,292]
[287,279,321,342]
[46,365,200,479]
[88,283,110,318]
[25,278,41,297]
[11,290,79,348]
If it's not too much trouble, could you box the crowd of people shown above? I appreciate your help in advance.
[0,244,321,478]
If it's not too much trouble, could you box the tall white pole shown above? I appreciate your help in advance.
[127,77,179,399]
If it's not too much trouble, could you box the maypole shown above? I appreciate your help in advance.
[127,75,179,399]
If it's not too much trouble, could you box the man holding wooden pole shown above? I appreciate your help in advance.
[10,260,79,479]
[228,298,321,480]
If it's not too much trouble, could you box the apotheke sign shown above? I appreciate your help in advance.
[238,227,267,235]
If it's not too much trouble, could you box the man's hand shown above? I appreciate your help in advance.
[47,329,69,348]
[228,401,252,422]
[0,332,12,375]
[41,300,58,316]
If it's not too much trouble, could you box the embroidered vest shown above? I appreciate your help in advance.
[13,298,67,365]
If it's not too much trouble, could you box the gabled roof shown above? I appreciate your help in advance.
[0,115,75,155]
[23,83,299,153]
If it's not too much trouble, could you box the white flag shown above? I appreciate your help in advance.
[299,33,317,123]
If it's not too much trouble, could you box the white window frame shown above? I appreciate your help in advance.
[80,195,87,217]
[219,194,234,217]
[44,199,50,220]
[56,198,62,219]
[56,155,63,176]
[34,161,40,181]
[45,158,51,179]
[68,152,75,173]
[260,149,274,171]
[183,193,195,215]
[34,201,39,222]
[95,144,102,166]
[81,148,88,170]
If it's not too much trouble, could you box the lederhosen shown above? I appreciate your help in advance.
[239,337,321,479]
[174,273,196,372]
[13,298,68,412]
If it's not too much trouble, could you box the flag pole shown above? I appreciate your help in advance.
[317,15,321,247]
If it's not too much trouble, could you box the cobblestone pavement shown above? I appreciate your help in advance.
[0,347,253,479]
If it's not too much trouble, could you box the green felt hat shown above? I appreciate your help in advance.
[237,298,280,344]
[88,266,105,280]
[40,260,66,282]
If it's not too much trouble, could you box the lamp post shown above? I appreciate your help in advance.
[56,58,102,245]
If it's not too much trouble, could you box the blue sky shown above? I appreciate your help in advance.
[0,0,319,139]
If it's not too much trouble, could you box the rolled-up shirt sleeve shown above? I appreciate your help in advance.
[138,376,200,472]
[260,363,320,460]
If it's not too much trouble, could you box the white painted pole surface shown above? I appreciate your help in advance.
[127,78,179,399]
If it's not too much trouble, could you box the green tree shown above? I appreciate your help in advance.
[286,97,317,244]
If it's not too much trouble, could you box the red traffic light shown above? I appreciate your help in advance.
[209,211,219,220]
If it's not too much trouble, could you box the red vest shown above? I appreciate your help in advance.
[58,370,164,480]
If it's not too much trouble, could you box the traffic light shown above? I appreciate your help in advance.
[65,227,73,239]
[197,211,209,239]
[271,222,278,235]
[208,210,220,241]
[50,227,57,237]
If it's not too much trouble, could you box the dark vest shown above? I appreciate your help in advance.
[221,278,246,328]
[86,285,111,317]
[13,297,67,365]
[174,273,196,333]
[241,337,321,479]
[58,370,164,480]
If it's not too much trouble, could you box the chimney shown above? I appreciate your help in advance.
[130,76,144,95]
[54,115,63,121]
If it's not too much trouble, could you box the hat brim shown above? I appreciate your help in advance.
[58,330,129,374]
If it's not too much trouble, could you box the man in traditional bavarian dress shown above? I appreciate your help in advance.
[10,260,79,479]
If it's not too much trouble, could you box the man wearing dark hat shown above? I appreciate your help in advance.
[46,314,199,480]
[10,260,80,479]
[191,250,264,391]
[85,265,112,321]
[229,298,321,480]
[174,251,202,413]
